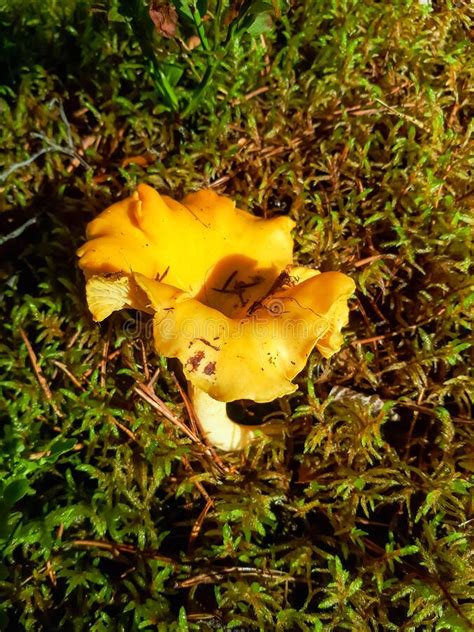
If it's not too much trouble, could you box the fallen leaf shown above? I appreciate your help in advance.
[149,2,178,39]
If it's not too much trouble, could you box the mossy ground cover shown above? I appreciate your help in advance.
[0,0,472,629]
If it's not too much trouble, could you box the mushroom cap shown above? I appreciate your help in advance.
[132,270,355,403]
[77,184,295,318]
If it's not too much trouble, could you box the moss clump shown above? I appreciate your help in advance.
[0,1,472,630]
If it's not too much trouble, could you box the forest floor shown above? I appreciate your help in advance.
[0,1,472,630]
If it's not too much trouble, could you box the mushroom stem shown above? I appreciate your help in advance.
[189,385,267,451]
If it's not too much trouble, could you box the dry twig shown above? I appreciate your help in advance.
[19,328,62,417]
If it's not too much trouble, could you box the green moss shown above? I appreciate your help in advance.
[0,0,472,630]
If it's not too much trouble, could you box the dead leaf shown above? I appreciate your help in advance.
[149,2,178,39]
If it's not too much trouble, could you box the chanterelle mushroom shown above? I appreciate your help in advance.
[77,184,355,450]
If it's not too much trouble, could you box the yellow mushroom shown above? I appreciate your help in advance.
[78,185,355,450]
[77,183,294,317]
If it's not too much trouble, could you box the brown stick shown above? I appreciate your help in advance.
[19,328,62,417]
[52,360,86,391]
[71,539,178,566]
[110,417,138,442]
[133,384,202,445]
[99,321,112,388]
[188,499,213,549]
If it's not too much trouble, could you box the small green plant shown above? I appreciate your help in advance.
[116,0,276,115]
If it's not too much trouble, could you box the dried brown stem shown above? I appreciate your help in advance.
[19,327,62,417]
